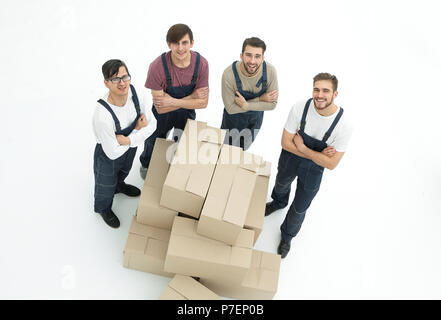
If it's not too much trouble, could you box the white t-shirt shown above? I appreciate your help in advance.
[284,99,353,152]
[93,86,156,160]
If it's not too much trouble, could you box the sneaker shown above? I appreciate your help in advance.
[265,201,281,216]
[116,183,141,197]
[140,166,147,180]
[99,210,120,229]
[277,239,291,259]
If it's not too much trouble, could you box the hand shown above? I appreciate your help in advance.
[116,135,130,146]
[293,131,306,152]
[153,93,176,108]
[234,91,247,108]
[321,146,336,158]
[135,113,147,130]
[259,90,278,103]
[191,87,209,99]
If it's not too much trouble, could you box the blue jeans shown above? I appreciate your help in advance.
[94,144,137,213]
[271,149,324,242]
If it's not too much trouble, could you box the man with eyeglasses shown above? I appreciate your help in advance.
[139,23,209,179]
[221,37,278,150]
[93,59,156,228]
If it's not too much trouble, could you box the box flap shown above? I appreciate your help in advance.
[222,167,257,226]
[199,127,226,145]
[185,165,215,197]
[164,166,191,191]
[146,238,169,260]
[256,161,272,177]
[169,275,220,300]
[124,233,147,255]
[145,138,175,187]
[233,228,255,248]
[129,216,171,242]
[260,251,282,271]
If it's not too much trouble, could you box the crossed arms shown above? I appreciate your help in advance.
[281,129,344,170]
[151,87,209,114]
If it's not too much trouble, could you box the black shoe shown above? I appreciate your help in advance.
[277,240,291,259]
[117,183,141,197]
[265,201,281,216]
[99,210,120,229]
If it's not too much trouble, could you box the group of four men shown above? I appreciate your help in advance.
[92,24,352,259]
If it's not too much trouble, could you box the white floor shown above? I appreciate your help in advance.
[1,1,441,299]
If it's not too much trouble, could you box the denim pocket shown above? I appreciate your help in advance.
[303,163,323,192]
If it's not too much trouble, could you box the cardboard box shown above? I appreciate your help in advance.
[244,170,270,244]
[123,216,174,278]
[159,275,222,300]
[160,120,226,219]
[197,145,271,245]
[200,250,281,300]
[137,138,178,229]
[164,216,254,284]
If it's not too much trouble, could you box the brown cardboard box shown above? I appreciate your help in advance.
[159,275,222,300]
[136,138,178,229]
[164,216,254,284]
[244,170,271,244]
[123,216,174,278]
[200,249,281,300]
[197,145,271,245]
[160,120,226,219]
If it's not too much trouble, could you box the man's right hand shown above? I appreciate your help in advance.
[259,90,278,103]
[191,87,209,99]
[135,113,147,130]
[321,146,336,158]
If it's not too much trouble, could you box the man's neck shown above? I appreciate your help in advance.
[108,93,128,107]
[171,51,192,68]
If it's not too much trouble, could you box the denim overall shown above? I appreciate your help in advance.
[93,84,141,214]
[271,98,344,242]
[139,52,200,168]
[221,61,268,150]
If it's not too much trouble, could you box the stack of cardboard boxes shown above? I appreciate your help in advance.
[123,120,281,300]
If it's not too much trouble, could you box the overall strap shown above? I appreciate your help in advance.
[191,52,201,85]
[300,98,313,132]
[232,61,243,92]
[161,52,172,88]
[97,99,121,132]
[322,108,344,143]
[129,84,141,117]
[255,61,268,92]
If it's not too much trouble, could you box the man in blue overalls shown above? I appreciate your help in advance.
[265,73,353,258]
[221,37,278,150]
[139,23,210,179]
[93,60,156,228]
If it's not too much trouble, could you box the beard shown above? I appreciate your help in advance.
[244,62,260,75]
[314,97,334,110]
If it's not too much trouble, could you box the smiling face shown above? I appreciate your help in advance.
[313,80,338,111]
[240,45,264,75]
[168,33,194,63]
[105,66,130,97]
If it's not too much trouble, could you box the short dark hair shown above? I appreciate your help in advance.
[102,59,130,80]
[166,23,193,44]
[242,37,266,54]
[313,73,338,91]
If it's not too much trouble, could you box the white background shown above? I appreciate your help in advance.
[1,0,441,299]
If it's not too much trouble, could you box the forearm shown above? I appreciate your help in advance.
[172,97,208,109]
[300,147,338,170]
[244,99,277,111]
[282,138,308,159]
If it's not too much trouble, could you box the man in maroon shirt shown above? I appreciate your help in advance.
[139,23,209,179]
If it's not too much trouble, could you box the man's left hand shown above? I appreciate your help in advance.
[116,135,130,146]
